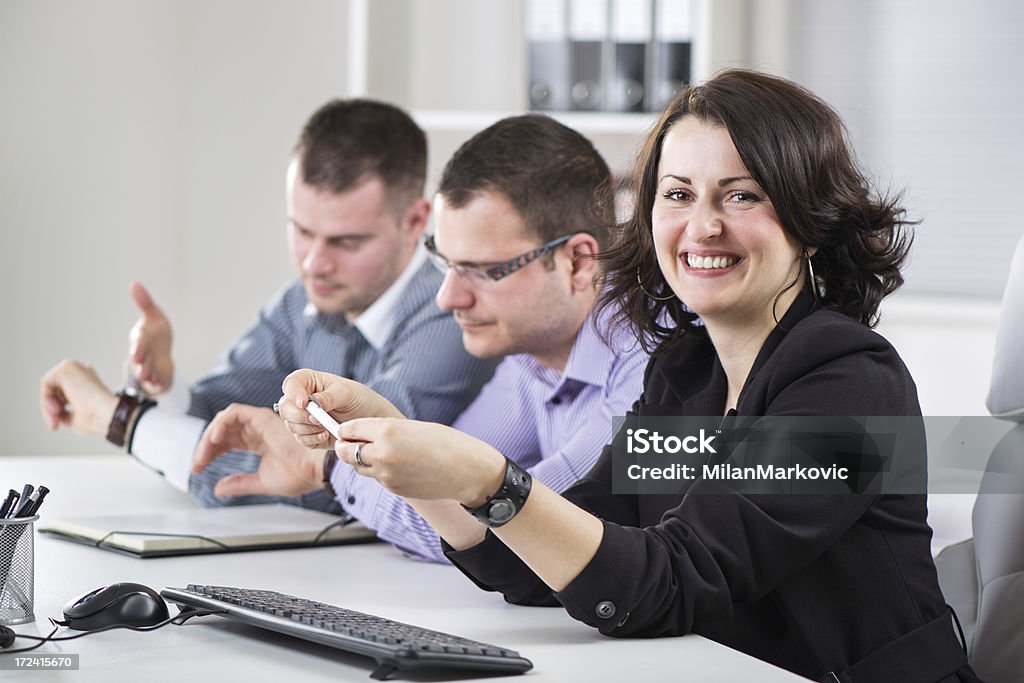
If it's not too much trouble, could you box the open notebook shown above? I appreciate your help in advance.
[38,504,376,558]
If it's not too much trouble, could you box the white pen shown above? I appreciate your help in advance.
[306,395,343,440]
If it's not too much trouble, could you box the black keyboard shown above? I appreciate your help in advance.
[160,584,532,680]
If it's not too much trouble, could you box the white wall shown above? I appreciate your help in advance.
[877,295,1000,416]
[748,0,1021,416]
[755,1,1012,553]
[781,0,1023,300]
[0,0,347,454]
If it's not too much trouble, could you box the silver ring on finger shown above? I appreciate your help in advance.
[354,442,369,468]
[272,402,280,415]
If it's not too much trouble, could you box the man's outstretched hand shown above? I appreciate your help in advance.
[128,281,174,396]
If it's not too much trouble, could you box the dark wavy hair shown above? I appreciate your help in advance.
[597,69,914,354]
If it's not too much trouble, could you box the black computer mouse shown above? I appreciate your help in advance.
[63,582,170,631]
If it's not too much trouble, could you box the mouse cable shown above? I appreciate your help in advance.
[0,607,226,655]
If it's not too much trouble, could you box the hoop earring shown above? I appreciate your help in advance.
[637,268,675,301]
[805,251,822,300]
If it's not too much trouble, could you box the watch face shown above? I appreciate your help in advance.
[488,498,516,524]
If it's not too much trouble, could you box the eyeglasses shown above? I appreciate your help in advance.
[424,233,575,283]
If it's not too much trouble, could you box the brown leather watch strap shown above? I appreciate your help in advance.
[106,391,142,448]
[323,451,340,497]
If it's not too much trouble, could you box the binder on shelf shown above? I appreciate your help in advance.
[607,0,652,112]
[568,0,609,111]
[526,0,572,111]
[648,0,693,112]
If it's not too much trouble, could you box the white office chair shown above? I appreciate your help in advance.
[934,236,1024,683]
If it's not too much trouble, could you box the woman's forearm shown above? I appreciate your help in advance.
[490,483,604,591]
[411,483,604,593]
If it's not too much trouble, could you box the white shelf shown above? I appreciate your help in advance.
[349,1,749,181]
[881,292,1001,326]
[412,109,659,135]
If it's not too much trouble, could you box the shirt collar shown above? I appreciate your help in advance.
[515,310,628,398]
[354,243,428,351]
[302,242,428,350]
[562,314,618,387]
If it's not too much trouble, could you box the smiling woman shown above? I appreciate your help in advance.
[652,117,804,343]
[603,70,913,360]
[277,71,980,683]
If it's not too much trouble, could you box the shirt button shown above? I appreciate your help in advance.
[595,601,616,619]
[347,495,356,505]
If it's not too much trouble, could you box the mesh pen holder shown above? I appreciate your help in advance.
[0,515,37,625]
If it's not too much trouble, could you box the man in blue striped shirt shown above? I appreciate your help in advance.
[40,100,496,511]
[193,115,649,561]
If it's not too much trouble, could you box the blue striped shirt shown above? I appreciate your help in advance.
[330,313,648,562]
[177,257,497,511]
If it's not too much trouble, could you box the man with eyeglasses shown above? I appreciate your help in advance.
[193,114,647,561]
[39,99,495,511]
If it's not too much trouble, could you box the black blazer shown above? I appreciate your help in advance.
[447,292,981,682]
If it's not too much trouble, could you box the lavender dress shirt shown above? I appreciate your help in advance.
[331,313,648,562]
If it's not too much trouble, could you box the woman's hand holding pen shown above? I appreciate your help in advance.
[277,369,405,448]
[274,369,589,581]
[332,419,506,505]
[277,369,505,505]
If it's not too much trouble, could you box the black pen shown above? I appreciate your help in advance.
[11,492,37,519]
[10,484,33,517]
[0,489,17,518]
[17,484,33,511]
[9,483,34,517]
[26,485,50,516]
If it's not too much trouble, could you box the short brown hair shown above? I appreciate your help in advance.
[438,114,614,251]
[598,69,914,353]
[294,99,426,214]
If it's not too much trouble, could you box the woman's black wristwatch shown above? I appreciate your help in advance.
[462,458,532,528]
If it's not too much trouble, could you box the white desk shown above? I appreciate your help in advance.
[1,456,804,682]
